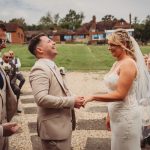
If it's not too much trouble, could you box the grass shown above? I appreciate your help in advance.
[1,43,150,71]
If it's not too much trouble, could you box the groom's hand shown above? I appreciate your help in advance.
[74,97,84,109]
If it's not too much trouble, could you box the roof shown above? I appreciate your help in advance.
[96,21,116,31]
[5,23,23,32]
[25,30,53,38]
[25,29,76,38]
[75,23,91,35]
[78,18,131,33]
[25,18,131,38]
[113,19,131,29]
[55,29,75,35]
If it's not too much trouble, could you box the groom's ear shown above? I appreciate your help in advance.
[36,46,44,55]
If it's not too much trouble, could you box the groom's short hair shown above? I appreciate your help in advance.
[28,33,46,55]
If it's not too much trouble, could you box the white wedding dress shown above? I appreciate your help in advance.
[104,63,141,150]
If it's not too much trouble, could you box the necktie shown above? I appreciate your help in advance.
[0,73,4,89]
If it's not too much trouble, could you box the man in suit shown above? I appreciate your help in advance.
[0,24,19,150]
[28,33,84,150]
[9,50,25,92]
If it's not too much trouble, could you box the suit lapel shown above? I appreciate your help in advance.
[45,63,67,94]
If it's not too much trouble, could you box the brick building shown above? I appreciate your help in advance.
[25,30,61,43]
[6,23,25,44]
[77,16,133,44]
[25,16,134,44]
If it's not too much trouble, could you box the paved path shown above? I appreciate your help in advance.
[20,93,111,150]
[9,71,150,150]
[18,92,150,150]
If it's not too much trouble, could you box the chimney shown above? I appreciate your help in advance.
[129,13,132,25]
[92,15,96,23]
[90,15,96,32]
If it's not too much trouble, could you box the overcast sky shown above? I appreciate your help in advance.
[0,0,150,25]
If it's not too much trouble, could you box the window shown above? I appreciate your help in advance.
[92,34,104,40]
[64,35,72,41]
[92,34,99,40]
[79,35,84,39]
[73,35,85,39]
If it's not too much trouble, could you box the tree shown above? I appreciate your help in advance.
[133,16,139,24]
[39,12,53,29]
[0,20,4,24]
[143,15,150,43]
[134,15,150,45]
[101,15,116,22]
[60,9,84,30]
[53,13,60,25]
[9,17,27,29]
[134,23,145,42]
[26,24,42,31]
[39,12,61,30]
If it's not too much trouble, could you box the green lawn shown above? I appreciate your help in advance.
[1,44,150,71]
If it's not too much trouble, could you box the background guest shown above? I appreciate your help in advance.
[9,50,25,91]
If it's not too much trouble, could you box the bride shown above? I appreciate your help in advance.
[84,29,150,150]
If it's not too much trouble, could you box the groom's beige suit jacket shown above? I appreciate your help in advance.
[29,59,76,140]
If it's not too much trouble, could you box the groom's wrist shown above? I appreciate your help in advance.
[68,96,76,109]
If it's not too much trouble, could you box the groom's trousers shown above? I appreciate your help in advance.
[41,133,72,150]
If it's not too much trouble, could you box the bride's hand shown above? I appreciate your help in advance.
[83,96,93,106]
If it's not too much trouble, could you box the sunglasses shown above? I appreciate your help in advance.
[0,39,6,45]
[4,56,10,59]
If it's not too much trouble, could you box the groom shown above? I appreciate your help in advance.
[28,33,84,150]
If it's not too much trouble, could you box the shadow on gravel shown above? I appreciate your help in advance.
[76,118,107,130]
[85,137,111,150]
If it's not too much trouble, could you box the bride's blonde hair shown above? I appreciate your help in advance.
[107,29,136,60]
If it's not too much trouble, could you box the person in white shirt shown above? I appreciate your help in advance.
[9,50,25,91]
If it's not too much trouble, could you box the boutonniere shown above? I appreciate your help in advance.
[59,67,65,76]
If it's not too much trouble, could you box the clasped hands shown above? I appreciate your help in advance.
[74,96,93,109]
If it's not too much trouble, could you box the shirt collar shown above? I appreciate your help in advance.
[39,58,55,69]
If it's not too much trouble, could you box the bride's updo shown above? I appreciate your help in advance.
[107,29,136,60]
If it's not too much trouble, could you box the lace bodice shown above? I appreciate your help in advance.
[104,65,138,107]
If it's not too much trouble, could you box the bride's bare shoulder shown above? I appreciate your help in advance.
[123,58,136,66]
[121,58,137,73]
